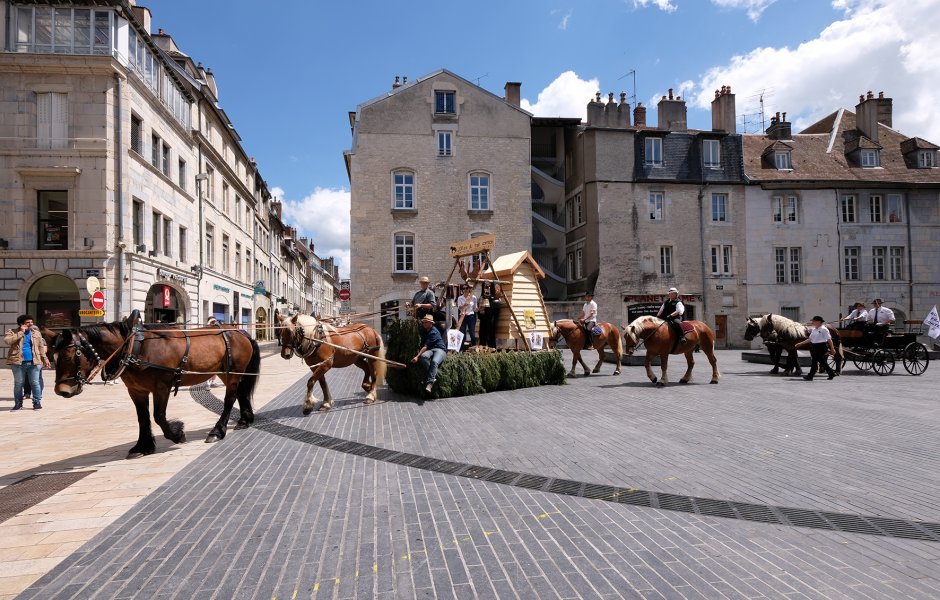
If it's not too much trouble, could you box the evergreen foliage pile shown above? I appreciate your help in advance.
[384,318,566,399]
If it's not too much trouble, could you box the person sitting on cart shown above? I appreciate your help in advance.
[840,302,868,330]
[863,298,895,344]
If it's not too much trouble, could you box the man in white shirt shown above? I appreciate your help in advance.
[579,291,598,346]
[866,299,895,327]
[657,287,686,343]
[841,302,868,330]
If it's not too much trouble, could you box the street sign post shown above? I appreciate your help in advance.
[90,290,105,310]
[338,288,350,301]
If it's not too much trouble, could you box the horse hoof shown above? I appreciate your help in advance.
[361,384,371,392]
[710,380,719,384]
[302,406,314,415]
[126,451,144,459]
[680,379,690,384]
[234,421,249,430]
[319,405,332,412]
[592,369,601,374]
[204,434,221,444]
[613,370,621,376]
[177,432,187,443]
[655,381,665,388]
[650,377,658,384]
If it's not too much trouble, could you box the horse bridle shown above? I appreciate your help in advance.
[54,332,101,388]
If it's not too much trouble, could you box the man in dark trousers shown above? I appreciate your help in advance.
[657,287,686,343]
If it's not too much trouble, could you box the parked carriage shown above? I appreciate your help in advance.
[834,325,930,376]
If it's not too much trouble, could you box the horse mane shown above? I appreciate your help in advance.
[81,321,130,345]
[763,313,809,341]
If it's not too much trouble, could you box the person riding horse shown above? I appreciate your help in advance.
[579,291,597,346]
[657,287,686,344]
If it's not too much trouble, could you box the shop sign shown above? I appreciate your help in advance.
[157,268,187,285]
[449,233,496,257]
[240,293,252,300]
[162,286,171,308]
[623,294,701,303]
[84,269,100,277]
[213,284,230,292]
[253,280,266,295]
[79,309,105,317]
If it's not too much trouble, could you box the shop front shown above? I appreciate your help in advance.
[27,274,80,328]
[145,282,188,324]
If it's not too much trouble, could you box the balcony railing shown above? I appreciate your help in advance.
[0,137,107,151]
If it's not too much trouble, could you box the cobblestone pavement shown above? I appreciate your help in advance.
[10,350,940,599]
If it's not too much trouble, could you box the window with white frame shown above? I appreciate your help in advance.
[860,149,880,168]
[163,216,171,257]
[890,246,904,280]
[772,195,799,223]
[649,192,664,220]
[660,246,673,275]
[711,193,728,222]
[37,92,67,149]
[645,137,662,166]
[566,194,585,228]
[235,243,241,278]
[161,143,170,176]
[151,210,160,254]
[221,234,230,274]
[178,158,186,190]
[887,194,902,223]
[393,171,414,209]
[434,91,456,114]
[394,233,414,272]
[711,245,733,275]
[222,182,230,214]
[437,131,452,156]
[205,224,214,267]
[781,306,801,322]
[841,195,856,223]
[235,196,241,226]
[774,150,792,169]
[843,246,859,280]
[919,150,937,168]
[869,194,883,223]
[130,114,142,154]
[469,173,490,210]
[703,139,720,168]
[774,247,802,283]
[872,246,886,280]
[576,247,583,279]
[151,132,161,169]
[14,6,113,55]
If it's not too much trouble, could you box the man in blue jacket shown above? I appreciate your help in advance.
[411,314,447,394]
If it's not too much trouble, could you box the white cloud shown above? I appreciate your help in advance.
[521,71,599,119]
[710,0,776,22]
[691,0,940,143]
[632,0,678,13]
[558,10,572,30]
[274,185,351,278]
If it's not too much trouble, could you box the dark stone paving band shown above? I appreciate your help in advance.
[0,471,95,525]
[192,389,940,543]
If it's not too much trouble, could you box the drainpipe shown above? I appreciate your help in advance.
[697,183,708,325]
[834,189,843,313]
[905,190,913,318]
[114,73,125,316]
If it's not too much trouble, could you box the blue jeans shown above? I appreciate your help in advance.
[460,313,477,346]
[12,362,43,407]
[418,348,446,384]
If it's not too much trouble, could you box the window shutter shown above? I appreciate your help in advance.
[37,92,67,148]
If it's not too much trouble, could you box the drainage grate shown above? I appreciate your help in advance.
[194,391,940,543]
[0,471,95,524]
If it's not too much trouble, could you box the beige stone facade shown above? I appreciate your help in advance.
[347,70,532,323]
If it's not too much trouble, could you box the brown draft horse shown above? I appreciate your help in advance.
[621,316,720,386]
[48,312,261,457]
[552,320,623,377]
[274,312,386,413]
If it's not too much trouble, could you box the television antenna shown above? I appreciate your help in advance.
[746,88,774,132]
[472,73,489,86]
[617,69,637,107]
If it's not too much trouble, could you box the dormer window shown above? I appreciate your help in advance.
[860,149,880,168]
[435,91,456,114]
[919,150,937,168]
[774,150,791,170]
[645,137,662,166]
[703,139,720,168]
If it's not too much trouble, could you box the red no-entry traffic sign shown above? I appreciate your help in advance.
[338,288,350,301]
[90,290,105,310]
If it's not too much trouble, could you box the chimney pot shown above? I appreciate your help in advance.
[403,76,408,84]
[158,28,164,35]
[782,112,787,121]
[867,90,873,99]
[860,94,864,103]
[878,91,884,98]
[620,92,626,103]
[715,89,720,99]
[595,91,601,102]
[668,88,673,99]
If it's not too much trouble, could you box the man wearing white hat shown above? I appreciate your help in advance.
[657,287,686,343]
[411,276,436,320]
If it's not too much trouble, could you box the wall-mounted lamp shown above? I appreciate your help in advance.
[83,237,94,249]
[0,238,8,249]
[190,264,202,273]
[135,244,146,253]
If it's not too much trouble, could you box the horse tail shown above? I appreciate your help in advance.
[374,336,387,389]
[236,336,262,407]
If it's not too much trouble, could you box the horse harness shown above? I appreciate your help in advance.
[292,321,379,360]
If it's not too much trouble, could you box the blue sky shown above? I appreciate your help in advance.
[150,0,940,277]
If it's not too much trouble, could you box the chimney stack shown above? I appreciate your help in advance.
[131,5,152,34]
[392,75,401,90]
[617,92,631,128]
[604,92,618,126]
[657,88,687,131]
[710,85,736,133]
[765,111,792,140]
[205,67,218,100]
[633,102,646,127]
[504,82,521,107]
[586,91,605,126]
[855,90,891,142]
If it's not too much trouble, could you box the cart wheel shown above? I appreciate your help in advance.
[826,352,840,374]
[852,351,871,371]
[902,342,930,376]
[871,349,895,376]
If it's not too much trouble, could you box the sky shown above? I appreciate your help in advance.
[149,0,940,278]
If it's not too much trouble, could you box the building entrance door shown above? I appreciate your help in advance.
[715,314,728,348]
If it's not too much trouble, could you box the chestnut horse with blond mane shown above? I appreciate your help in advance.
[275,311,386,413]
[622,316,720,386]
[552,320,623,377]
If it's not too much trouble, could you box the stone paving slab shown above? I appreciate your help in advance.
[7,349,940,598]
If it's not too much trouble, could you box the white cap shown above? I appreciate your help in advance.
[668,287,678,293]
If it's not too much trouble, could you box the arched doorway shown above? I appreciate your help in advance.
[255,307,268,341]
[145,283,188,324]
[27,274,80,328]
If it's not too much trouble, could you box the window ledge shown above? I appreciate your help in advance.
[391,208,417,216]
[468,209,493,217]
[392,271,418,278]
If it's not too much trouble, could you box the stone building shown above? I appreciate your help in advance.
[743,91,940,329]
[570,88,748,347]
[0,0,321,347]
[345,70,532,327]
